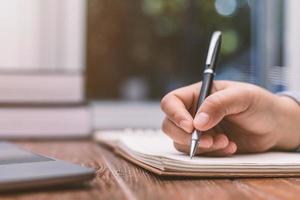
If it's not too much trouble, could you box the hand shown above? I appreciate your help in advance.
[160,81,300,156]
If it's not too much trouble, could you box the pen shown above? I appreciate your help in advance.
[189,31,222,159]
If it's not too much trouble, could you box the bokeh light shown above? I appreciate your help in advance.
[142,0,164,16]
[215,0,237,17]
[221,30,239,55]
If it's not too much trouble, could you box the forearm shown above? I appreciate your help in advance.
[277,91,300,104]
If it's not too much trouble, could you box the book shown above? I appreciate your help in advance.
[0,73,83,104]
[92,101,164,129]
[0,106,91,139]
[0,73,90,139]
[94,129,300,177]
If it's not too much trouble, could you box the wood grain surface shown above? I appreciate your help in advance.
[1,140,300,200]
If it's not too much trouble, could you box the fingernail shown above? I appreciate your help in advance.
[194,112,209,128]
[179,120,192,132]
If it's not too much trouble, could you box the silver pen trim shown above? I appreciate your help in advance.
[189,130,201,159]
[203,68,214,74]
[205,31,222,66]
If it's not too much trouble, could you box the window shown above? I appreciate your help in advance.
[0,0,85,72]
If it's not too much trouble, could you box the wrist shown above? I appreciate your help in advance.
[273,96,300,150]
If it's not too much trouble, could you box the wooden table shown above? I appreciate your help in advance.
[2,140,300,200]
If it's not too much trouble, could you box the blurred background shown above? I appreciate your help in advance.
[86,0,283,99]
[0,0,299,136]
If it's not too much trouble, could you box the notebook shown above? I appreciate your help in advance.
[94,129,300,177]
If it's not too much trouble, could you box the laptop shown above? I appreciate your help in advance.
[0,142,95,191]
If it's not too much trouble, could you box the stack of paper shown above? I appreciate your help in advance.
[94,129,300,177]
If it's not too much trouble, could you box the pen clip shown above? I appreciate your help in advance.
[205,31,222,68]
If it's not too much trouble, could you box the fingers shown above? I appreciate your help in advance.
[160,80,247,157]
[174,139,237,157]
[160,81,234,133]
[194,86,252,131]
[162,118,213,148]
[172,133,232,154]
[160,83,200,133]
[202,142,237,157]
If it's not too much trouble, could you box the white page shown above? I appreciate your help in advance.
[96,129,300,168]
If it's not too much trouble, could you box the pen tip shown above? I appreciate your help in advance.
[189,139,197,159]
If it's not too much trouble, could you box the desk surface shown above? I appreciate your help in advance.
[2,140,300,200]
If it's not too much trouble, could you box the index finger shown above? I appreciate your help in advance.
[160,83,200,133]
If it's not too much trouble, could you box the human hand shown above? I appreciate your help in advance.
[160,81,300,156]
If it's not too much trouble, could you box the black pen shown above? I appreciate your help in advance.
[189,31,222,159]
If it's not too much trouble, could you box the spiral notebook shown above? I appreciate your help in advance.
[94,129,300,177]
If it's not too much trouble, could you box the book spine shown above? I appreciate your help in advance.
[0,106,91,139]
[0,74,84,105]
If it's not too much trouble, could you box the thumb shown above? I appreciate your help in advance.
[193,87,252,131]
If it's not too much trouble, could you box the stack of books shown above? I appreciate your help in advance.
[0,73,91,139]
